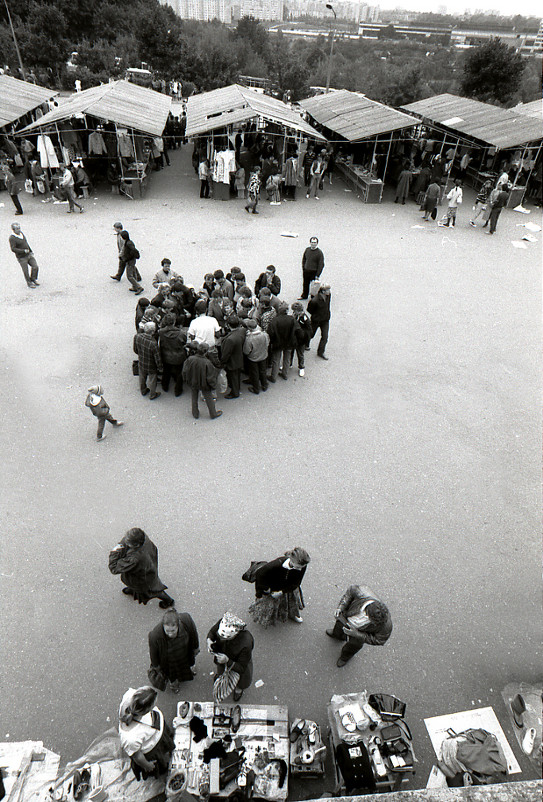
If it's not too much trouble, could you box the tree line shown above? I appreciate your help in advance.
[0,0,538,107]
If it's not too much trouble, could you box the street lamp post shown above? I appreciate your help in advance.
[325,3,336,94]
[3,0,26,81]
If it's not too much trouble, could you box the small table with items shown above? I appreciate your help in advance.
[327,692,415,795]
[289,719,325,777]
[168,701,289,800]
[336,161,383,203]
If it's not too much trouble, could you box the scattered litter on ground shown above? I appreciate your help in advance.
[519,221,541,232]
[255,679,264,688]
[513,205,530,214]
[411,225,425,229]
[521,234,537,243]
[280,232,298,238]
[511,240,528,249]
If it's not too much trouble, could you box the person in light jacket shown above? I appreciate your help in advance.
[326,584,392,667]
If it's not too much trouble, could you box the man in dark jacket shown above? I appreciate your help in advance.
[300,236,324,300]
[134,321,163,399]
[487,184,510,235]
[326,584,392,667]
[267,302,296,382]
[254,264,281,297]
[9,222,40,287]
[182,342,222,419]
[307,283,331,360]
[159,313,187,396]
[109,527,175,608]
[220,315,246,399]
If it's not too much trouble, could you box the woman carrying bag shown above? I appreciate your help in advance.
[207,612,254,702]
[148,608,199,694]
[249,547,310,627]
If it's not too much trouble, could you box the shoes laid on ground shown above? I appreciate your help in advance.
[511,694,526,727]
[318,354,329,360]
[211,410,223,419]
[110,275,121,281]
[150,392,161,399]
[233,688,244,701]
[299,369,305,377]
[97,434,107,441]
[522,727,536,755]
[141,388,150,396]
[336,657,349,667]
[159,598,175,609]
[292,615,303,623]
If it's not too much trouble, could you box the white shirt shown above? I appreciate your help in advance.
[188,315,220,347]
[446,186,463,208]
[118,689,163,757]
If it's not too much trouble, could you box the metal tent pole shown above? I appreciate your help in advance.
[379,135,393,203]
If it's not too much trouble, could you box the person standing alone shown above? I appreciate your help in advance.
[2,165,23,214]
[300,236,324,300]
[111,222,126,281]
[9,222,40,288]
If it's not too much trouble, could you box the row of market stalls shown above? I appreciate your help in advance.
[16,80,172,197]
[0,74,58,168]
[401,93,543,207]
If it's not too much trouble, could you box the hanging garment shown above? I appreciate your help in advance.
[37,134,59,169]
[88,131,107,155]
[214,150,236,184]
[118,133,135,159]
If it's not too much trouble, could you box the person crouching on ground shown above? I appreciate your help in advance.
[119,686,174,780]
[85,384,123,442]
[182,342,222,420]
[249,547,310,627]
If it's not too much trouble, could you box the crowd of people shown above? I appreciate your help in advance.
[105,224,332,431]
[108,527,392,782]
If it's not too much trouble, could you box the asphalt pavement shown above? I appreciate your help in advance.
[0,147,541,791]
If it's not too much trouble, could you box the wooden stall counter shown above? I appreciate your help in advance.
[336,161,383,203]
[169,701,289,801]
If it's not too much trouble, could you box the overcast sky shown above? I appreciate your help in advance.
[382,0,542,17]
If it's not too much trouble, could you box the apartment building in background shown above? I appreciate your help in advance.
[160,0,284,21]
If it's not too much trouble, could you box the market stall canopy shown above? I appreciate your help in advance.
[298,90,419,142]
[512,100,542,121]
[0,74,58,129]
[19,80,171,137]
[186,84,325,140]
[402,93,543,150]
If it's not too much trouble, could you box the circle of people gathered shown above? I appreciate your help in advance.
[120,234,332,423]
[108,528,392,783]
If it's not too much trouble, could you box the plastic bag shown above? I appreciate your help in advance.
[24,178,33,193]
[216,369,228,394]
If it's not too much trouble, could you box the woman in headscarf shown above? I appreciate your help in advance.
[118,686,174,780]
[207,612,254,702]
[249,547,310,628]
[148,609,199,694]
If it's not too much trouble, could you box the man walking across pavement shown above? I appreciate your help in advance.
[307,283,331,360]
[326,584,392,667]
[2,165,23,214]
[85,385,124,442]
[109,527,175,609]
[300,236,324,300]
[9,222,40,288]
[120,230,144,295]
[60,165,84,213]
[110,222,126,281]
[134,321,162,399]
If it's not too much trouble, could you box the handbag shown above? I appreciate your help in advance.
[147,665,167,692]
[24,178,33,193]
[368,693,406,721]
[216,369,228,395]
[213,665,240,702]
[242,560,267,583]
[36,179,46,194]
[132,359,139,376]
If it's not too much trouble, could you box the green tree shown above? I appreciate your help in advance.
[460,38,525,105]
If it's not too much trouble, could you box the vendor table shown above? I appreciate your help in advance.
[327,693,414,795]
[336,162,383,203]
[169,701,289,801]
[120,162,149,199]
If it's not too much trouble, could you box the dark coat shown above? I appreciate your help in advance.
[302,247,324,275]
[221,326,246,370]
[207,620,254,689]
[307,292,331,324]
[159,325,187,365]
[337,585,392,646]
[182,353,217,390]
[148,613,199,676]
[255,557,307,598]
[254,272,281,297]
[108,535,166,595]
[267,314,296,350]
